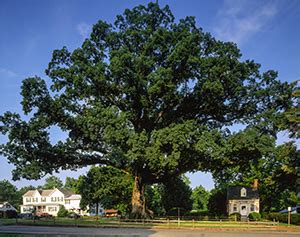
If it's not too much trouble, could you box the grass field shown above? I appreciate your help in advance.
[1,217,299,232]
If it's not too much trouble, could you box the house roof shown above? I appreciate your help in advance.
[227,186,259,200]
[279,206,300,213]
[65,194,81,200]
[23,190,36,197]
[23,188,75,198]
[0,202,17,211]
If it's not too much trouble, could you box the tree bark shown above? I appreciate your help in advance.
[131,175,147,219]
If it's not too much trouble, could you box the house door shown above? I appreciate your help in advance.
[240,205,248,216]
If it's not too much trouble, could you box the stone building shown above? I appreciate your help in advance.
[227,180,259,218]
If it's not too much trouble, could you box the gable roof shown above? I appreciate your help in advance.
[23,188,75,198]
[23,190,36,197]
[65,194,81,200]
[0,202,17,211]
[227,186,259,200]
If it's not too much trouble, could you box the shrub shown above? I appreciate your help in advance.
[57,206,69,217]
[229,212,241,221]
[248,212,261,221]
[265,213,300,225]
[3,210,18,218]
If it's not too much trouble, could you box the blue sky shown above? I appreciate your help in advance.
[0,0,299,190]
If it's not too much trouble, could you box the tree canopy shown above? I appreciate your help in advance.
[43,176,63,189]
[0,180,19,207]
[0,3,295,217]
[191,185,210,211]
[77,166,133,215]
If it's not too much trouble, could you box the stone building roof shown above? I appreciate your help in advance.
[227,186,259,200]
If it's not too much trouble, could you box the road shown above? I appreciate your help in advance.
[0,225,300,237]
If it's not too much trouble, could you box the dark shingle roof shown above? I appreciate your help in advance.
[227,186,259,200]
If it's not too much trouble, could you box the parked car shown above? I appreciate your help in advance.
[36,212,53,218]
[18,213,33,219]
[68,212,80,219]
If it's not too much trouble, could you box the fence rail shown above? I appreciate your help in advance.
[0,216,280,229]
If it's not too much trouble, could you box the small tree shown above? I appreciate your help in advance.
[77,166,133,215]
[191,185,210,211]
[161,176,193,215]
[57,206,69,217]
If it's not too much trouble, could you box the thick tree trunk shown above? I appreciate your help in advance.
[131,175,147,219]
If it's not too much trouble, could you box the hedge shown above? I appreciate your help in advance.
[229,212,241,221]
[248,212,261,221]
[265,213,300,225]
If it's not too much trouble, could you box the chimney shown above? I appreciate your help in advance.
[253,179,258,190]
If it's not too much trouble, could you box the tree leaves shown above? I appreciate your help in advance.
[0,3,295,189]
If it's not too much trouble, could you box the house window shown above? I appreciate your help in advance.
[32,198,38,202]
[241,188,247,197]
[60,197,64,202]
[250,204,255,211]
[65,200,70,204]
[48,207,57,212]
[233,204,237,212]
[41,197,46,202]
[23,207,33,212]
[51,197,58,202]
[26,198,31,202]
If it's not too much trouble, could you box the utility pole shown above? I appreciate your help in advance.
[178,207,180,227]
[288,207,291,226]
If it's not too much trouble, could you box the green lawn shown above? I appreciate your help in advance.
[1,217,299,231]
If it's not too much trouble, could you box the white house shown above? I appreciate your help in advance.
[20,188,87,216]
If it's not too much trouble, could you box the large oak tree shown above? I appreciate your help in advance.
[0,3,294,217]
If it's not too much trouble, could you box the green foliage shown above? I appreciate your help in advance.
[283,80,300,138]
[77,166,133,214]
[64,177,79,193]
[248,212,261,221]
[207,188,227,216]
[161,176,193,215]
[0,180,19,207]
[0,2,294,216]
[266,213,300,225]
[43,176,63,189]
[191,185,210,211]
[229,212,241,221]
[57,206,69,217]
[145,184,165,216]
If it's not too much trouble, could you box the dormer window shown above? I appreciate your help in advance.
[241,187,247,197]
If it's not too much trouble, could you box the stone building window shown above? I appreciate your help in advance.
[241,188,247,197]
[251,204,255,211]
[233,204,237,212]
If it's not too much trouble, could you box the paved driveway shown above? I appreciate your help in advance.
[0,225,299,237]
